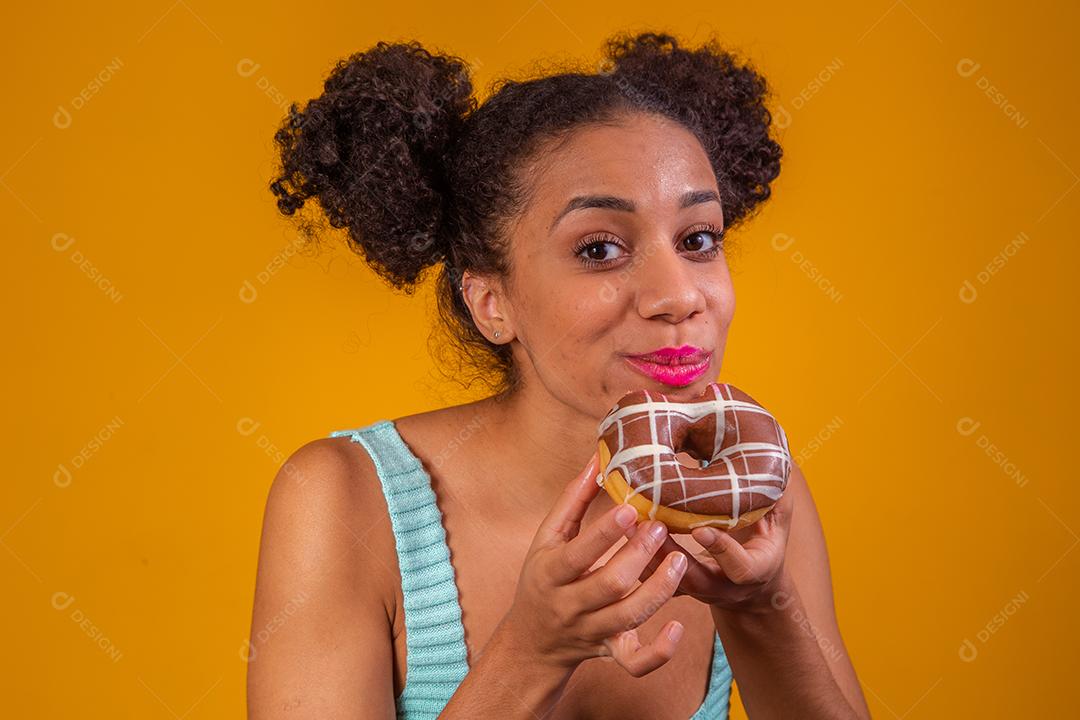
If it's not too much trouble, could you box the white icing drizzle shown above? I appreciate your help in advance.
[597,383,792,529]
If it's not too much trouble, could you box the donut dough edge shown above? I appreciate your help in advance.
[597,437,774,534]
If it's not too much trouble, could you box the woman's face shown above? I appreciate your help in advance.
[497,112,736,418]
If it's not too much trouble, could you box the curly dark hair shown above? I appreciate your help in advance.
[269,30,783,397]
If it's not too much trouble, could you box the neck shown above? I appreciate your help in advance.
[469,381,606,519]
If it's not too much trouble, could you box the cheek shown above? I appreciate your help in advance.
[532,269,616,327]
[709,269,736,325]
[520,277,622,369]
[717,285,735,323]
[555,286,623,357]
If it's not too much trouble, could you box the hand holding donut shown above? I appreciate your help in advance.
[596,381,797,612]
[637,485,795,612]
[497,450,690,677]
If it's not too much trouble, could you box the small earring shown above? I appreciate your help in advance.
[493,330,501,339]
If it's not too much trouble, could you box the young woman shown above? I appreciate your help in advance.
[249,31,870,719]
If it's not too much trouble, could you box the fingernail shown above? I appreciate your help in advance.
[697,528,717,545]
[648,521,667,542]
[667,622,684,642]
[672,552,687,573]
[615,505,637,528]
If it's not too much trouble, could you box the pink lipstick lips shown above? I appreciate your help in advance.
[623,345,712,387]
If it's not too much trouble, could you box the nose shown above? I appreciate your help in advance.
[633,241,707,323]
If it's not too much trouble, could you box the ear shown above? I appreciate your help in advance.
[460,270,515,344]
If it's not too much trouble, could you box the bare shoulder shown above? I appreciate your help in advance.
[247,434,400,718]
[262,435,378,521]
[257,434,399,610]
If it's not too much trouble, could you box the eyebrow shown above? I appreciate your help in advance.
[548,189,722,235]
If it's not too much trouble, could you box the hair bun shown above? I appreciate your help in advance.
[270,40,476,290]
[600,32,781,226]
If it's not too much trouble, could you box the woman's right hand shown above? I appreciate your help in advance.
[497,450,689,677]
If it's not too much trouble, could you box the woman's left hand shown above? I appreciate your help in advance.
[632,485,796,613]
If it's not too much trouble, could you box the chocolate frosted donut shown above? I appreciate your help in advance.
[596,382,792,533]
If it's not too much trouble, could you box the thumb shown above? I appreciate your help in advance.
[535,449,601,546]
[691,526,759,584]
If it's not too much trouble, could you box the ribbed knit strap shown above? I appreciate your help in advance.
[689,632,734,719]
[329,420,470,719]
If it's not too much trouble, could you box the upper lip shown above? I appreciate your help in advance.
[626,345,710,365]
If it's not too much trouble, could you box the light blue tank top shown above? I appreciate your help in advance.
[330,419,733,719]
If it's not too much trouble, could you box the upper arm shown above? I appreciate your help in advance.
[784,461,871,718]
[247,437,396,720]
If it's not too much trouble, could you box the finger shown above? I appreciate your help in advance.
[550,502,640,585]
[603,620,684,678]
[535,450,601,548]
[691,526,765,584]
[636,535,700,596]
[585,550,687,636]
[572,519,670,610]
[636,530,677,574]
[575,519,642,583]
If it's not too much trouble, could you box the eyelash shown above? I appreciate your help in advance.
[573,223,726,269]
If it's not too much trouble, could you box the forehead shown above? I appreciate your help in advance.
[525,114,718,216]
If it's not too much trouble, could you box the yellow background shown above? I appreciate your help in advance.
[5,0,1077,716]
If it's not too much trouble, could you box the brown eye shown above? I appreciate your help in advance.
[584,242,612,260]
[684,232,707,251]
[575,237,628,267]
[681,227,724,254]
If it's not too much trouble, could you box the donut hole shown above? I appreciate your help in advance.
[674,450,710,469]
[673,428,716,469]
